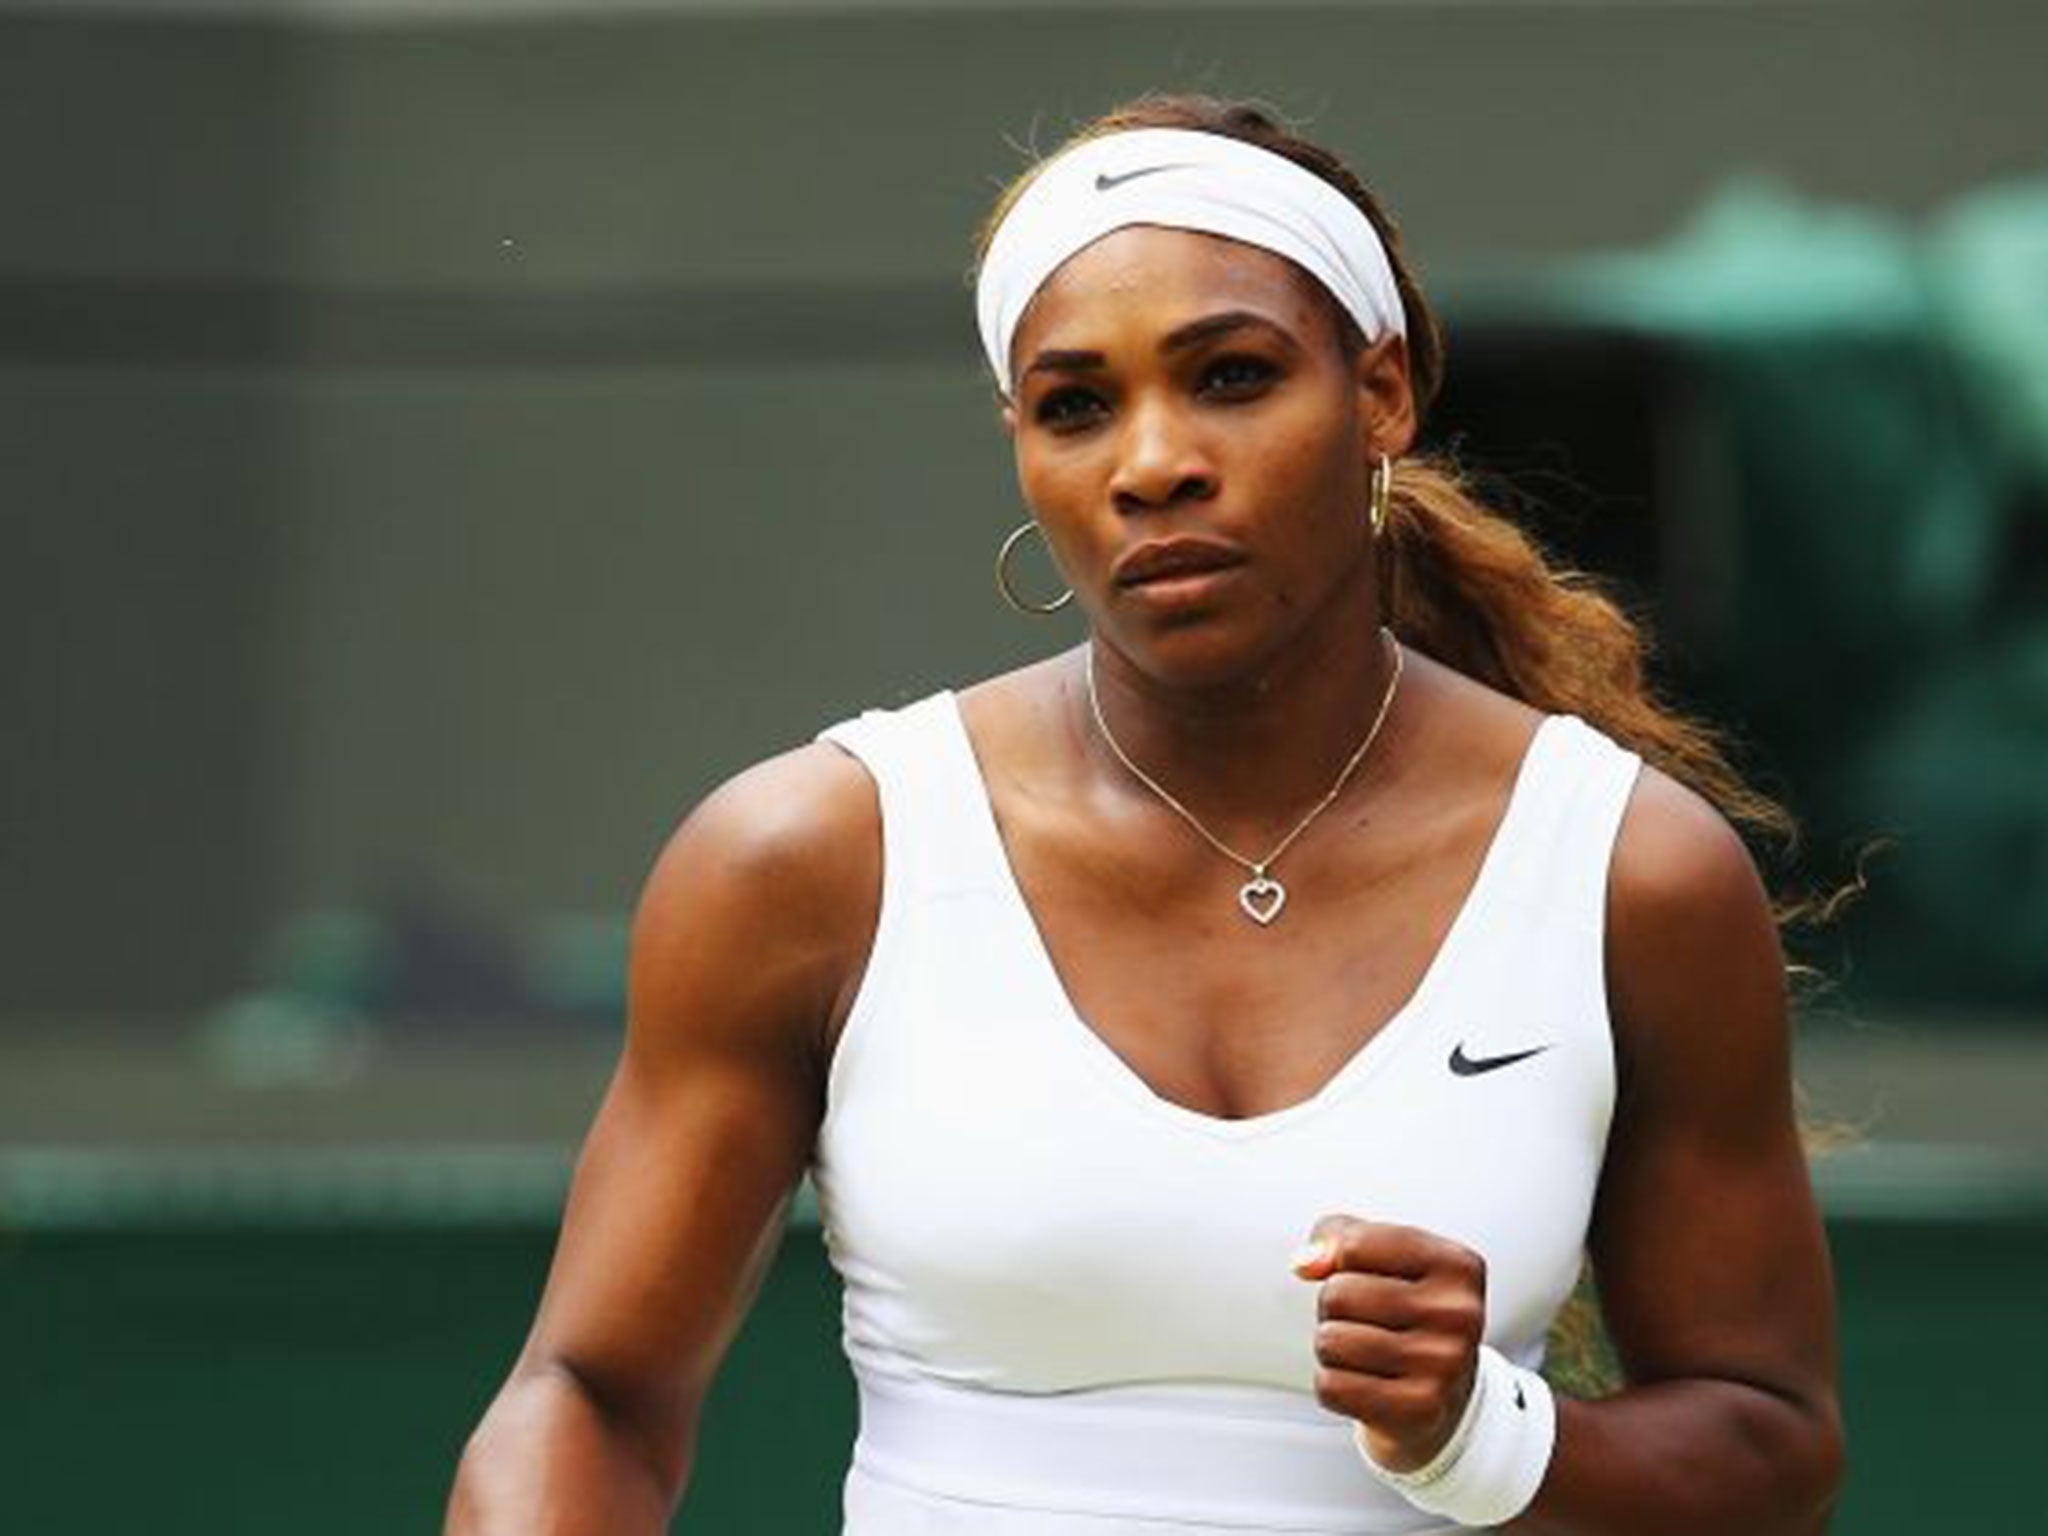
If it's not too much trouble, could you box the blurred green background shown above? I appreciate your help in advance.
[3,1,2045,1531]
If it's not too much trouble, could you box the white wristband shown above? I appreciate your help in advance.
[1352,1344,1557,1528]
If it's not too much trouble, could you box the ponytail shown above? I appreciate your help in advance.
[1380,458,1798,870]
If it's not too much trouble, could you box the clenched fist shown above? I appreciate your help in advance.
[1291,1214,1489,1474]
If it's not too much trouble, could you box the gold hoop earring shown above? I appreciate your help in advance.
[1370,453,1394,539]
[995,521,1073,615]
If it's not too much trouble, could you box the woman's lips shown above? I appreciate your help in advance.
[1111,537,1249,613]
[1121,567,1243,609]
[1112,536,1248,589]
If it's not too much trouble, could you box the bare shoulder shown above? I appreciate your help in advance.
[628,740,882,1071]
[648,740,880,904]
[1607,762,1775,972]
[1602,761,1788,1091]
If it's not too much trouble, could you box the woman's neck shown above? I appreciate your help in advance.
[1079,594,1404,838]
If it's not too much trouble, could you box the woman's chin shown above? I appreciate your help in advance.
[1099,616,1291,693]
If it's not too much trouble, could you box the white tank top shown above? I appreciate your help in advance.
[811,690,1642,1534]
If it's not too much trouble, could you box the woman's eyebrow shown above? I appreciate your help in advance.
[1022,348,1105,380]
[1159,310,1293,355]
[1023,311,1294,382]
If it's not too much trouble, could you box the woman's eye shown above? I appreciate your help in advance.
[1034,387,1108,431]
[1200,355,1279,396]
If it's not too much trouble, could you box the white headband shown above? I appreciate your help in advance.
[975,126,1407,397]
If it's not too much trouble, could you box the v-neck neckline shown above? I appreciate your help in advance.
[940,694,1562,1143]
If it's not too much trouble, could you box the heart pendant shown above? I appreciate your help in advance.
[1238,876,1287,926]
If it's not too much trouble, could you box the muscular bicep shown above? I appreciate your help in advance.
[1586,770,1837,1418]
[509,744,879,1488]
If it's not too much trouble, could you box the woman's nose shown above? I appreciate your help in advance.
[1109,400,1216,514]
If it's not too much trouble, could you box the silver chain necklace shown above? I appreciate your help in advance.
[1083,627,1403,927]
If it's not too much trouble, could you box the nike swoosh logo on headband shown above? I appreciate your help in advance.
[1095,164,1193,192]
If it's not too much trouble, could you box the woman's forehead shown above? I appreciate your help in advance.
[1012,225,1327,356]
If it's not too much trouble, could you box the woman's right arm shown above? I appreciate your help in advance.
[444,742,880,1534]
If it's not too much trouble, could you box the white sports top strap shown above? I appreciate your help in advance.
[1480,715,1643,934]
[819,690,987,901]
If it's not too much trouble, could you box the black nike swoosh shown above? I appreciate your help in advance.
[1448,1042,1555,1077]
[1094,163,1192,192]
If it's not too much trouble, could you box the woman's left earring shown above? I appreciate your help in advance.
[1370,453,1394,539]
[995,521,1074,615]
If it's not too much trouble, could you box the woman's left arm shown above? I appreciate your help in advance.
[1299,765,1845,1535]
[1515,765,1846,1534]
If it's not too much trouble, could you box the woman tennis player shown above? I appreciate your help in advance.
[446,94,1844,1534]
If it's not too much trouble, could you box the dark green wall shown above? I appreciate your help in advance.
[5,1,2045,1011]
